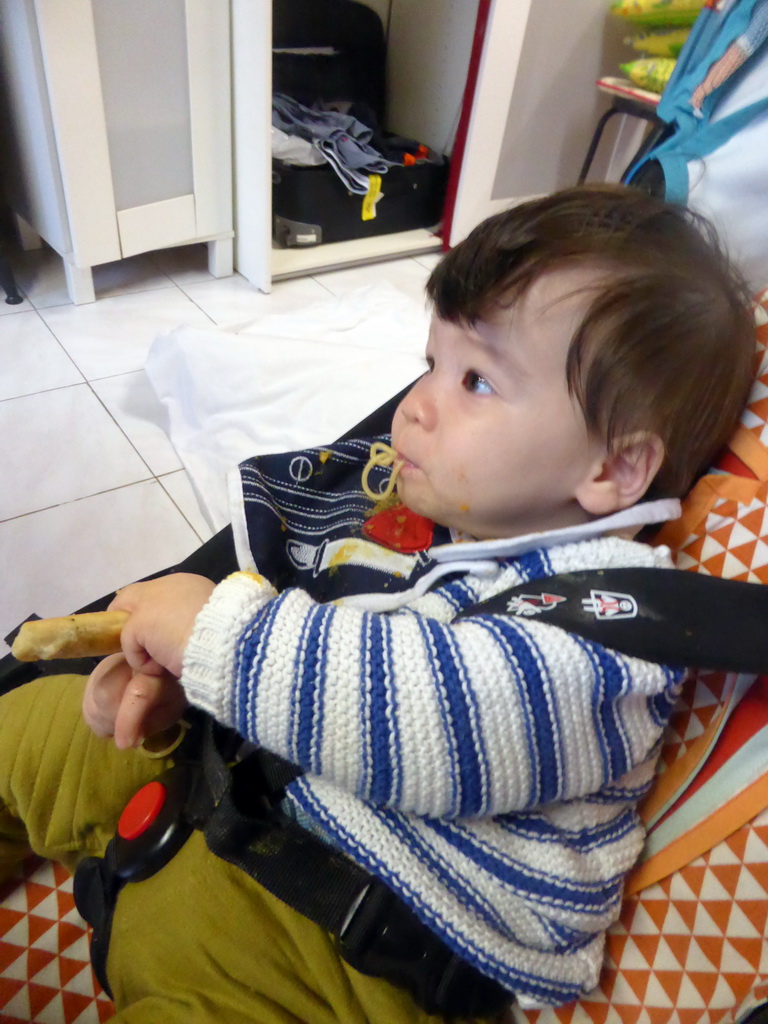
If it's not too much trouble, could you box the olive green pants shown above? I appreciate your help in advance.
[0,675,487,1023]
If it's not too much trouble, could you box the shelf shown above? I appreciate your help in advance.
[271,227,443,280]
[596,76,661,110]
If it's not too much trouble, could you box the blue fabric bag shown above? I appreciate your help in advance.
[625,0,768,289]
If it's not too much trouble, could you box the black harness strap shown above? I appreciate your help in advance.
[60,565,768,1014]
[195,738,373,936]
[458,567,768,674]
[74,719,510,1017]
[193,729,510,1016]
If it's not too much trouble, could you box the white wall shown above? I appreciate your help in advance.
[352,0,479,155]
[356,0,632,196]
[385,0,479,154]
[492,1,629,198]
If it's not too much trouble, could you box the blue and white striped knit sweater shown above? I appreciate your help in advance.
[181,534,682,1009]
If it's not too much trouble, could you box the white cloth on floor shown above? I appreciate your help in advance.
[145,283,430,531]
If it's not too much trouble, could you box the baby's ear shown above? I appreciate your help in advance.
[575,433,665,517]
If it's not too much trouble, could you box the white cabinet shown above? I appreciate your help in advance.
[232,0,626,292]
[0,0,233,304]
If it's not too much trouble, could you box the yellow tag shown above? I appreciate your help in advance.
[362,174,382,221]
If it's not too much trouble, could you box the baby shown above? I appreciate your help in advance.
[1,185,755,1019]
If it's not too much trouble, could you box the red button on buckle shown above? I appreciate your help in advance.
[118,780,167,841]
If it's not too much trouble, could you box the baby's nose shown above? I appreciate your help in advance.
[399,377,437,429]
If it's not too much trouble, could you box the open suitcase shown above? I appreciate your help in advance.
[272,158,448,247]
[271,0,448,248]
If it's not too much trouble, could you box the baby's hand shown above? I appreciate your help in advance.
[83,653,187,749]
[109,573,216,679]
[82,573,216,748]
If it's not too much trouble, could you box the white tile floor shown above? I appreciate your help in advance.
[0,242,440,657]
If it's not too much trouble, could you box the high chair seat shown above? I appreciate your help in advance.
[2,297,768,1023]
[0,858,112,1023]
[2,687,767,1024]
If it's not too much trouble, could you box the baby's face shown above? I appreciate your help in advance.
[391,267,608,540]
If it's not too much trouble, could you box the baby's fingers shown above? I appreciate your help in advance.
[113,671,187,750]
[82,654,133,737]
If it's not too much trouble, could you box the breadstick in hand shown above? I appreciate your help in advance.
[11,611,129,661]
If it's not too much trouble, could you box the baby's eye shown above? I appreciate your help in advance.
[462,370,493,395]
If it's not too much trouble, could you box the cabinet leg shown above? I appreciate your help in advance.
[15,214,43,252]
[207,237,233,279]
[64,260,96,305]
[0,255,23,304]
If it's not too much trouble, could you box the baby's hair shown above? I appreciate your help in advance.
[427,185,756,498]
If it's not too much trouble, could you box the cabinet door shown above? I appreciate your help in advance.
[34,0,231,264]
[0,0,74,257]
[444,0,533,247]
[230,0,272,293]
[32,0,121,267]
[446,0,626,246]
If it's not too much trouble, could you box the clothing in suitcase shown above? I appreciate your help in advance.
[271,0,448,247]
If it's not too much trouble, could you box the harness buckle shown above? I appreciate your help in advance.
[112,764,195,883]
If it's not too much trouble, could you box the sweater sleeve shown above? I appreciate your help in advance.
[182,570,681,819]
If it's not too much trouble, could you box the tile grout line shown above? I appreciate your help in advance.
[2,255,423,534]
[0,471,205,544]
[311,275,340,296]
[0,304,85,403]
[0,477,158,526]
[1,380,162,504]
[0,378,86,405]
[0,257,228,632]
[85,378,159,483]
[86,371,209,543]
[2,266,208,534]
[16,264,195,487]
[33,304,88,384]
[155,474,208,544]
[168,273,224,326]
[16,252,183,314]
